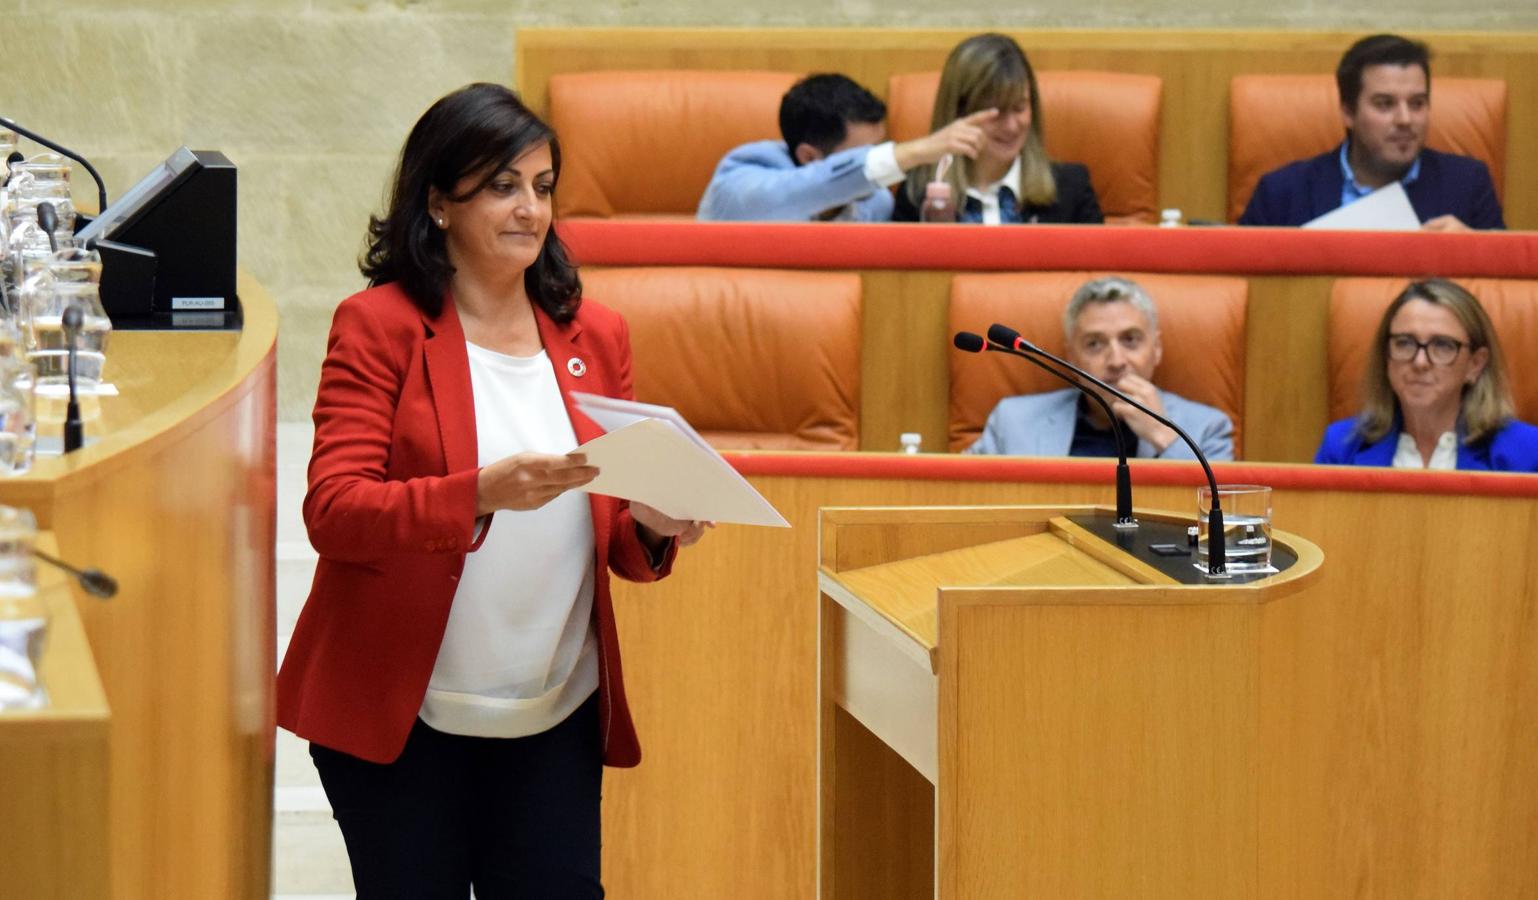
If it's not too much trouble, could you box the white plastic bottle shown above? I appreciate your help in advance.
[900,433,922,454]
[921,183,956,223]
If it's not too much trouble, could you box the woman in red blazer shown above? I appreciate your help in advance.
[276,83,704,899]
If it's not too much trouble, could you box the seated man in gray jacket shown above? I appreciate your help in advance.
[698,73,994,222]
[967,276,1234,460]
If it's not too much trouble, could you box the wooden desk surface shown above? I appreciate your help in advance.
[0,533,109,739]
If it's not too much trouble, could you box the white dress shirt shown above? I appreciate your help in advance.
[1392,430,1458,470]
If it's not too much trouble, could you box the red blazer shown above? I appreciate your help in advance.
[276,282,674,766]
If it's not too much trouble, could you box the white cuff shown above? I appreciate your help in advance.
[862,141,904,187]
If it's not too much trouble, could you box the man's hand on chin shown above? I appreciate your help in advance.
[1108,373,1178,454]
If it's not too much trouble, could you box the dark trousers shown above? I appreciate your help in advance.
[310,693,603,899]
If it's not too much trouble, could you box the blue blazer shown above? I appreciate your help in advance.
[1239,144,1505,229]
[965,387,1234,461]
[696,140,894,222]
[1314,417,1538,472]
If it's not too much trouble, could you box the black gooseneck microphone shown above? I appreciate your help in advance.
[987,323,1228,575]
[955,330,1135,528]
[0,116,109,217]
[36,201,59,253]
[2,150,24,187]
[32,547,117,599]
[62,303,84,453]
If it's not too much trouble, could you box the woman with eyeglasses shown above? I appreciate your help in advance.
[1315,279,1538,470]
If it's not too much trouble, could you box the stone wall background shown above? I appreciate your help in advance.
[2,1,1533,420]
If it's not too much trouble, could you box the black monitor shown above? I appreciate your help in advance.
[81,147,238,329]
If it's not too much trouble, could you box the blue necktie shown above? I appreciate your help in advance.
[960,186,1020,224]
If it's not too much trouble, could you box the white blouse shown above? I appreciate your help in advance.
[419,343,598,738]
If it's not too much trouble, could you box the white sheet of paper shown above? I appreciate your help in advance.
[570,392,713,452]
[1302,181,1420,231]
[570,396,788,528]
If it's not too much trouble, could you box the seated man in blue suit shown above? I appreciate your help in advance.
[1239,34,1504,232]
[966,277,1234,460]
[698,73,995,222]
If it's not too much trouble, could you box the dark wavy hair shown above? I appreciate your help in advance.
[1336,34,1431,110]
[779,74,886,160]
[360,82,581,321]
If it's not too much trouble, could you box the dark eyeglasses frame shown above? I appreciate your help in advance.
[1386,333,1467,366]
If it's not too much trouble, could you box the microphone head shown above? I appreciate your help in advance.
[952,331,986,353]
[986,323,1023,349]
[79,568,118,599]
[36,201,57,233]
[62,302,83,330]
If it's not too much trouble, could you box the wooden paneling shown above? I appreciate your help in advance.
[0,272,277,900]
[605,468,1538,899]
[0,547,110,900]
[940,595,1259,897]
[858,270,951,454]
[517,28,1538,229]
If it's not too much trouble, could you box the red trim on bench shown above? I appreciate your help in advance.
[559,220,1538,278]
[722,452,1538,498]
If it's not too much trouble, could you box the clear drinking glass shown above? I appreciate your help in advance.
[4,204,55,294]
[0,356,36,475]
[1195,484,1276,575]
[0,505,44,711]
[26,247,110,391]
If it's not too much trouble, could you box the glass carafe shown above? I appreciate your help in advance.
[4,204,55,295]
[9,153,74,234]
[0,505,44,711]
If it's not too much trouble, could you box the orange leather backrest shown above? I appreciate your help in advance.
[1227,75,1507,222]
[548,71,801,218]
[948,272,1248,455]
[1327,278,1538,424]
[581,267,861,450]
[887,70,1163,224]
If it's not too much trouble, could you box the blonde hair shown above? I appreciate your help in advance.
[1357,279,1515,445]
[903,33,1056,211]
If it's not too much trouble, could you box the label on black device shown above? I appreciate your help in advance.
[171,296,226,310]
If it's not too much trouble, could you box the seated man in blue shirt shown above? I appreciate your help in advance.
[698,73,995,222]
[1239,34,1504,232]
[967,277,1234,460]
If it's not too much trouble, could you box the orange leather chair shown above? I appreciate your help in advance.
[581,267,861,450]
[948,272,1248,455]
[1227,75,1507,222]
[886,70,1163,224]
[1326,278,1538,425]
[547,71,800,218]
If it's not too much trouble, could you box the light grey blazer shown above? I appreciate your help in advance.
[965,387,1235,461]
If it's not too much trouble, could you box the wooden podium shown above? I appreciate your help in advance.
[817,505,1323,898]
